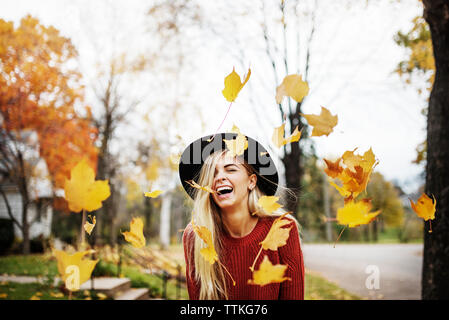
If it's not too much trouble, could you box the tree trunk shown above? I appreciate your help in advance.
[422,0,449,300]
[281,104,306,214]
[159,192,172,250]
[144,196,153,236]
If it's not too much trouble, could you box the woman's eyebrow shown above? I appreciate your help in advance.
[224,163,239,169]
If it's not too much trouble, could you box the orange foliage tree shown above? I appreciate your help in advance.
[0,15,98,254]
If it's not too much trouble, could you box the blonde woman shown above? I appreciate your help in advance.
[179,133,304,300]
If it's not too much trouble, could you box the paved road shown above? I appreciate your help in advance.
[302,243,423,300]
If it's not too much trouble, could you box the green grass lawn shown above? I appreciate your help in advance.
[0,253,359,300]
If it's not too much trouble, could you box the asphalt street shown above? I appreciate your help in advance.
[302,243,423,300]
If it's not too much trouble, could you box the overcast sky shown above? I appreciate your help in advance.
[1,0,426,194]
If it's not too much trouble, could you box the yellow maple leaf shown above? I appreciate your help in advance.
[410,193,436,222]
[185,180,215,194]
[336,198,381,228]
[260,213,293,250]
[84,215,96,236]
[224,129,248,157]
[49,291,64,298]
[342,148,377,173]
[144,190,163,198]
[0,293,8,299]
[272,123,302,148]
[275,74,309,104]
[222,67,251,102]
[122,217,146,248]
[325,148,378,199]
[301,106,338,137]
[248,255,291,286]
[64,159,111,213]
[53,249,98,292]
[191,219,218,265]
[323,158,343,179]
[257,196,283,215]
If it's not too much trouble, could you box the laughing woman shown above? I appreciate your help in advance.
[179,133,304,300]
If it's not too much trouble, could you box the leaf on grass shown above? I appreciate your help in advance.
[96,292,107,300]
[49,291,64,298]
[191,219,218,265]
[222,67,251,102]
[257,196,283,215]
[272,123,302,148]
[121,217,146,248]
[144,190,163,198]
[84,215,96,236]
[301,106,338,137]
[64,158,110,212]
[336,198,381,228]
[248,255,291,286]
[275,74,309,104]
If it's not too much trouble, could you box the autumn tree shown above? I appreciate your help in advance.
[0,16,98,254]
[394,14,434,165]
[421,0,449,300]
[365,172,405,242]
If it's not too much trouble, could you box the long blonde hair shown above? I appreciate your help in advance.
[188,149,296,300]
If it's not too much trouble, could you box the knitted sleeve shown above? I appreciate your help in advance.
[182,223,200,300]
[278,218,305,300]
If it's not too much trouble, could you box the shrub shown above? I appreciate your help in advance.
[0,218,14,255]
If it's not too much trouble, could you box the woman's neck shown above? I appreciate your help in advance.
[221,205,259,238]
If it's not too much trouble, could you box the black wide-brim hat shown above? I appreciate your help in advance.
[179,132,279,199]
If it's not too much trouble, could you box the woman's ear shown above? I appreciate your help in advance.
[248,173,257,190]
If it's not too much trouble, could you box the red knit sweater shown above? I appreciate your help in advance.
[182,216,304,300]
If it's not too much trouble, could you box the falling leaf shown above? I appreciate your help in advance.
[248,255,291,286]
[224,128,248,157]
[144,190,163,198]
[301,106,338,137]
[0,293,7,299]
[260,213,293,250]
[222,67,251,102]
[272,123,302,148]
[191,219,218,265]
[275,74,309,104]
[336,198,381,228]
[30,294,40,300]
[53,249,98,292]
[250,213,293,272]
[121,217,146,248]
[257,196,283,215]
[323,158,343,179]
[329,180,352,198]
[185,180,215,194]
[410,193,436,233]
[410,193,436,221]
[324,148,378,199]
[64,159,111,213]
[84,215,96,236]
